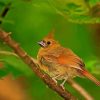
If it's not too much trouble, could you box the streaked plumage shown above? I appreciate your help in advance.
[37,32,100,87]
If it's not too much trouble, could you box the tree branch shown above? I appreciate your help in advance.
[0,50,94,99]
[67,80,93,100]
[0,29,76,100]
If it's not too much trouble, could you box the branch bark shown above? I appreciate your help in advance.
[0,29,76,100]
[0,50,94,100]
[0,50,94,99]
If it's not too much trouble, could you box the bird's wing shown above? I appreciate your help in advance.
[42,48,85,70]
[58,48,85,70]
[57,54,85,70]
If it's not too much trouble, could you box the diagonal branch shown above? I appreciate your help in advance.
[0,29,76,100]
[67,80,93,100]
[0,50,93,100]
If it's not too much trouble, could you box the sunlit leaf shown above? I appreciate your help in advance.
[88,0,100,6]
[48,0,100,23]
[86,60,100,75]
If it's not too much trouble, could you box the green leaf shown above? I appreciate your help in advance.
[48,0,100,23]
[68,14,100,24]
[86,60,100,75]
[66,3,81,9]
[88,0,100,6]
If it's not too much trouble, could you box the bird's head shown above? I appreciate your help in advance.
[38,30,60,49]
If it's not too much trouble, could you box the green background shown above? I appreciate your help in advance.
[0,0,100,100]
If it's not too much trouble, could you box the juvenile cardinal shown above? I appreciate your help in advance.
[37,32,100,88]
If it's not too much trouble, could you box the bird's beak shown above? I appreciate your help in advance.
[37,40,46,47]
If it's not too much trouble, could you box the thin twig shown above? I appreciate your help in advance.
[0,29,76,100]
[0,50,38,65]
[0,2,11,24]
[67,80,93,100]
[0,51,18,57]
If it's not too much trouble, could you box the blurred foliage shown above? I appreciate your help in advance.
[48,0,100,23]
[0,51,33,78]
[0,0,100,100]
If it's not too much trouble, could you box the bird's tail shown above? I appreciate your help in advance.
[80,69,100,86]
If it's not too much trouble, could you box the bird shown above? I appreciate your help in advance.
[37,31,100,88]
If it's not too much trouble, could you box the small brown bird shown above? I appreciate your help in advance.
[37,32,100,88]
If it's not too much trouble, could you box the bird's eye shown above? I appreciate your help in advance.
[47,41,51,45]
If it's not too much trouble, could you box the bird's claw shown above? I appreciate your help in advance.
[60,84,65,90]
[52,77,57,84]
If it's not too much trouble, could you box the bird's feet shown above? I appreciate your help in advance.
[60,78,68,90]
[52,77,57,84]
[60,83,65,90]
[52,75,61,84]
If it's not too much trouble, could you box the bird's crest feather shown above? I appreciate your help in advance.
[46,29,55,39]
